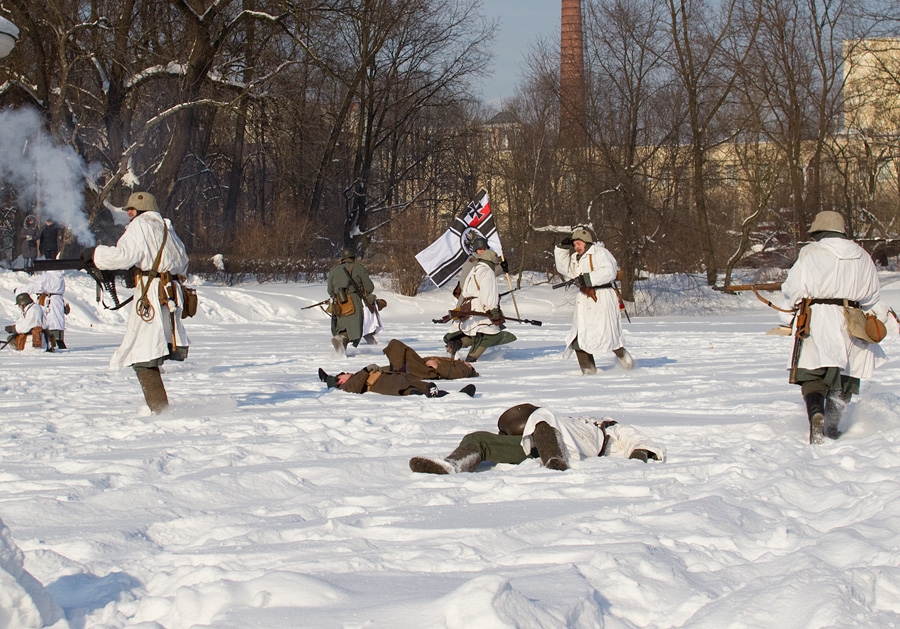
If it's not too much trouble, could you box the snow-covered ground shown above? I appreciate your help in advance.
[1,267,899,628]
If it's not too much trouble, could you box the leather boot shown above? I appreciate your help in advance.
[136,367,169,414]
[613,347,634,370]
[824,393,847,439]
[331,333,349,356]
[409,442,482,474]
[445,337,463,358]
[804,392,826,444]
[575,350,596,374]
[466,344,486,362]
[532,421,569,470]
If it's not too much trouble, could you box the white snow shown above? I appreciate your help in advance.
[1,267,899,628]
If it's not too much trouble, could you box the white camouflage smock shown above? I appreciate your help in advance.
[781,237,887,378]
[520,408,665,462]
[93,211,190,369]
[16,270,66,331]
[452,260,501,336]
[554,242,623,356]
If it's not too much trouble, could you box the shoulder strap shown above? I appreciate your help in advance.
[136,221,169,315]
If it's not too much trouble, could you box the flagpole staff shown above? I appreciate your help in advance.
[499,255,521,319]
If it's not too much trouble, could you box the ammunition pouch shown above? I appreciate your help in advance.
[334,294,355,317]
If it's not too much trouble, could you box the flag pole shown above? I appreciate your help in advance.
[500,256,521,319]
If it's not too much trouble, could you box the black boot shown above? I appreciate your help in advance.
[824,394,846,439]
[409,442,482,474]
[804,392,826,445]
[459,384,476,397]
[532,421,569,470]
[575,350,596,375]
[445,337,463,358]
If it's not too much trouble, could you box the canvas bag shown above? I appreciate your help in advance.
[844,306,887,344]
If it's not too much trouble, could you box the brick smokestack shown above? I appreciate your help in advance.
[560,0,586,146]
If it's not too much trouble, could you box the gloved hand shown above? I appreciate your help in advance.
[489,308,505,325]
[500,259,509,274]
[572,275,586,288]
[559,237,574,247]
[5,324,15,334]
[80,246,96,265]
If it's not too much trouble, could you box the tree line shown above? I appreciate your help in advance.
[1,0,899,297]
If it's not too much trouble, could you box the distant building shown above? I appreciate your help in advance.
[844,38,900,135]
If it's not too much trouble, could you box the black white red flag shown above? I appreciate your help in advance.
[415,189,503,287]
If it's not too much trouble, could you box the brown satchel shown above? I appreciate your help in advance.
[844,307,887,344]
[181,286,198,318]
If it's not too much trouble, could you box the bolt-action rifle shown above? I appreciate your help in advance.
[343,266,377,313]
[29,258,132,310]
[553,275,632,323]
[432,309,542,326]
[713,282,792,313]
[790,298,812,384]
[301,298,331,311]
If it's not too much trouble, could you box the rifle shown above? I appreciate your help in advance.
[343,266,376,313]
[30,258,132,310]
[712,282,792,313]
[552,277,581,290]
[302,298,331,311]
[499,287,518,298]
[790,298,811,384]
[712,282,784,293]
[432,309,542,326]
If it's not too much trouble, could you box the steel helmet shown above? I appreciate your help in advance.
[15,293,33,307]
[125,192,160,213]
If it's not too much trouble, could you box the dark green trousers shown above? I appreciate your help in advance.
[460,431,532,465]
[795,367,859,399]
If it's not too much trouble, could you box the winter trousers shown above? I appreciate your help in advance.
[459,431,531,465]
[795,367,860,399]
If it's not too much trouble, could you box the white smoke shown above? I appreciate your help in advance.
[0,107,95,246]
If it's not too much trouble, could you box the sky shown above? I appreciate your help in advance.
[2,266,900,627]
[478,0,561,105]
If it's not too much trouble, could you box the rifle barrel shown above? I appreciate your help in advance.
[713,282,783,293]
[30,259,85,273]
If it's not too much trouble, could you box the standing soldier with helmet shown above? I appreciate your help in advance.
[327,247,381,356]
[81,192,191,414]
[781,210,889,444]
[554,227,632,374]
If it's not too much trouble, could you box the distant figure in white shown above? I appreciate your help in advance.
[554,227,632,374]
[212,253,225,271]
[410,403,664,474]
[82,192,191,414]
[16,269,67,349]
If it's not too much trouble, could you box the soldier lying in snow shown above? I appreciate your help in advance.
[318,364,476,399]
[409,403,664,474]
[381,339,478,380]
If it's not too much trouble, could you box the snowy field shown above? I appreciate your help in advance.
[1,267,900,629]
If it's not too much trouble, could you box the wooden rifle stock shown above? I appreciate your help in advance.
[343,266,376,313]
[789,298,811,384]
[302,298,331,311]
[433,309,542,326]
[713,282,783,293]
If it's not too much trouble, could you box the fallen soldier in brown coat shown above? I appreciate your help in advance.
[318,364,476,398]
[381,339,478,380]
